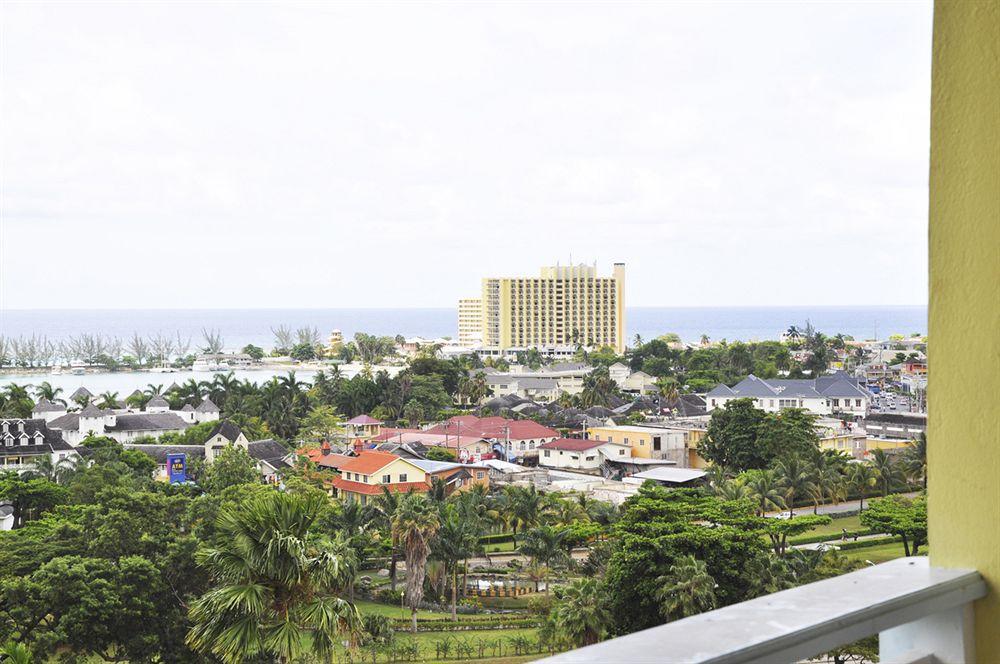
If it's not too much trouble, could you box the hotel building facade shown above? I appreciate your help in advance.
[459,262,625,353]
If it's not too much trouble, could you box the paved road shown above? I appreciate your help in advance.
[764,492,920,518]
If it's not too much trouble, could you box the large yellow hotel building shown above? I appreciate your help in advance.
[459,263,626,354]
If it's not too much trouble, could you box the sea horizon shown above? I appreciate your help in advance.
[1,305,928,350]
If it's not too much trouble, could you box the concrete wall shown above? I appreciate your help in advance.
[927,2,1000,660]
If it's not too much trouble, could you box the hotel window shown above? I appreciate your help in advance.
[619,449,626,455]
[856,399,862,407]
[382,474,390,483]
[399,473,407,482]
[544,450,550,457]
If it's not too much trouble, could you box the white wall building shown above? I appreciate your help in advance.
[537,437,632,471]
[45,397,220,446]
[705,372,869,417]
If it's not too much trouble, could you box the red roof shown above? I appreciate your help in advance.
[538,438,607,452]
[424,416,558,441]
[338,450,406,474]
[347,414,383,425]
[331,476,430,496]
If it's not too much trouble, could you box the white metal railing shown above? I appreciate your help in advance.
[541,558,985,664]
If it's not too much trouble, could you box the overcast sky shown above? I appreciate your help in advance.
[1,1,932,310]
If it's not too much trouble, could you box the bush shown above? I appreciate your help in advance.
[788,529,875,546]
[835,536,901,551]
[375,588,403,604]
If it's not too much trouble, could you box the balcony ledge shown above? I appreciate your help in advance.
[541,557,986,663]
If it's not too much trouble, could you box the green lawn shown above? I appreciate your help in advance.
[333,627,544,663]
[841,541,926,564]
[802,514,864,537]
[483,541,518,553]
[354,599,466,621]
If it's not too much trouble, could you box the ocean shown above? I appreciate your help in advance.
[1,306,926,350]
[0,306,926,393]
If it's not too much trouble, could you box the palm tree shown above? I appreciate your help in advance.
[775,457,816,518]
[370,488,402,591]
[900,433,928,488]
[745,470,786,516]
[519,526,569,592]
[32,381,64,405]
[433,506,479,620]
[714,478,752,502]
[506,485,544,542]
[392,494,441,633]
[847,463,880,512]
[96,391,119,410]
[186,492,360,663]
[22,455,77,484]
[870,449,903,497]
[656,555,717,620]
[0,641,32,664]
[551,577,611,647]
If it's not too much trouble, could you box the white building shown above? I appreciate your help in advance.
[45,397,221,445]
[0,418,78,473]
[608,362,659,396]
[705,372,869,417]
[537,437,632,471]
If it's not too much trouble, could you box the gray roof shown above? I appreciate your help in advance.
[70,387,93,399]
[207,420,242,443]
[146,395,170,408]
[706,384,737,397]
[709,373,870,402]
[32,399,66,413]
[181,404,195,412]
[79,404,105,417]
[0,418,73,452]
[46,413,80,430]
[196,398,219,413]
[408,458,462,473]
[246,439,292,467]
[107,413,191,432]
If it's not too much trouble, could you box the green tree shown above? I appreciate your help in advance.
[241,344,265,361]
[699,399,768,471]
[519,526,569,592]
[900,433,928,488]
[432,506,479,620]
[744,469,786,516]
[774,456,816,518]
[549,577,611,647]
[424,446,457,462]
[847,462,880,511]
[870,448,904,497]
[0,474,69,529]
[860,495,928,556]
[186,492,359,663]
[202,445,260,492]
[392,494,441,633]
[655,555,717,620]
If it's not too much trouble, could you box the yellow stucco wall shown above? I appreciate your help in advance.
[927,1,999,660]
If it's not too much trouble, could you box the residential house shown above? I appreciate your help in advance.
[0,418,77,472]
[608,362,658,396]
[537,438,632,472]
[45,397,220,445]
[585,424,689,466]
[423,415,560,461]
[705,372,869,417]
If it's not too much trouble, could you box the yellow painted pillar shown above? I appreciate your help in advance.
[927,0,1000,660]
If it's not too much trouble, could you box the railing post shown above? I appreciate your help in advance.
[879,602,976,663]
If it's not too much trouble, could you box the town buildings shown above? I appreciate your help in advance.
[705,372,870,417]
[0,418,77,471]
[461,262,626,354]
[537,438,631,471]
[584,424,690,466]
[41,397,220,445]
[328,449,487,504]
[458,298,483,347]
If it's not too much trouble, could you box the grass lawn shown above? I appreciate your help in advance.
[802,514,864,537]
[353,599,463,621]
[477,594,536,610]
[841,542,926,564]
[333,627,544,663]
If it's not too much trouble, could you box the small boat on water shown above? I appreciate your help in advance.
[70,367,86,375]
[150,366,178,373]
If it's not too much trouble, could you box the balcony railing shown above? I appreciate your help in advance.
[540,558,985,664]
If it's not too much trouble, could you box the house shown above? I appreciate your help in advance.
[370,429,494,462]
[330,450,434,504]
[585,424,689,466]
[0,418,77,472]
[345,414,383,442]
[705,372,869,417]
[608,363,659,396]
[537,438,631,472]
[68,387,93,403]
[44,396,220,445]
[31,398,68,423]
[127,421,293,483]
[423,415,560,461]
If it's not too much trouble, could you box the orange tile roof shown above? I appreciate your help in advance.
[337,450,404,474]
[331,476,430,496]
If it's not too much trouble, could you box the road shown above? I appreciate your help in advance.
[765,492,920,517]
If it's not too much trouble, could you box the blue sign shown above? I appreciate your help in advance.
[166,453,186,483]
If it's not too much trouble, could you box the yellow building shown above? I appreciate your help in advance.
[477,263,626,353]
[457,298,483,347]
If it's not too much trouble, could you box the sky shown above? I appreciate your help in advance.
[0,1,932,310]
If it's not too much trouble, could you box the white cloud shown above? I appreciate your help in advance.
[0,1,931,309]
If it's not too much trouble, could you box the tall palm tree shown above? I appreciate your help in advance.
[519,526,569,592]
[433,506,479,620]
[656,555,717,620]
[900,433,928,489]
[775,457,816,518]
[714,478,752,502]
[506,485,544,541]
[847,463,880,512]
[186,492,360,663]
[392,494,441,633]
[22,455,78,485]
[370,488,402,591]
[745,470,786,516]
[869,449,902,497]
[551,577,612,647]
